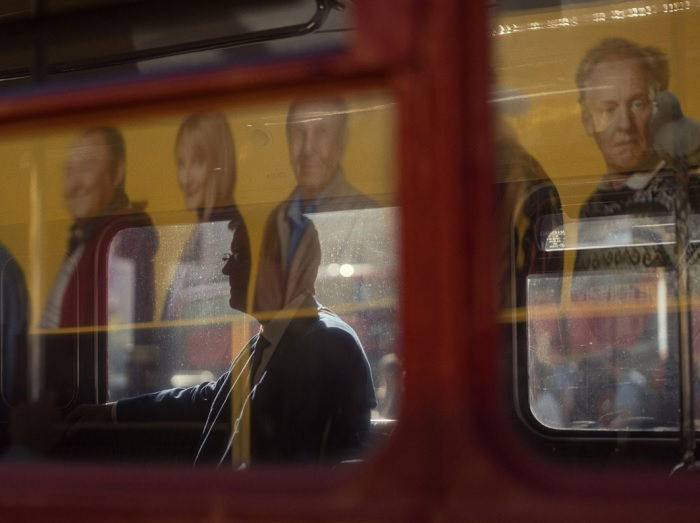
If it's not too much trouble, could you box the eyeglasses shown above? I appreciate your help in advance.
[222,252,240,262]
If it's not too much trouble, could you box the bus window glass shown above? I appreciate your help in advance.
[494,0,700,447]
[0,91,399,466]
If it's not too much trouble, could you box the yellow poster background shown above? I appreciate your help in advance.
[0,90,396,327]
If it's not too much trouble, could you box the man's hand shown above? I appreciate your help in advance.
[66,403,115,425]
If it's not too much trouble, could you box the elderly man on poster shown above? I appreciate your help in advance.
[567,38,700,429]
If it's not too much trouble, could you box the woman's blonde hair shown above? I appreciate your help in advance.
[175,112,237,218]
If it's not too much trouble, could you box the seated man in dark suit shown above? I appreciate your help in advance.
[69,218,376,466]
[0,243,29,451]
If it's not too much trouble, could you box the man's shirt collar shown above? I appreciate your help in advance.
[598,160,665,192]
[253,294,319,383]
[286,169,344,224]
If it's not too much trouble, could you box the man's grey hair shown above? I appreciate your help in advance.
[83,126,126,175]
[286,97,348,133]
[79,126,127,190]
[575,38,669,104]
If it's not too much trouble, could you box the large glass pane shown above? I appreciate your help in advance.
[494,1,700,454]
[0,90,399,466]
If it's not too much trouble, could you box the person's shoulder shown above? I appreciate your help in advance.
[100,205,156,233]
[0,243,14,268]
[99,207,158,253]
[289,311,369,376]
[322,178,378,212]
[578,177,635,217]
[262,199,291,229]
[306,309,363,351]
[0,244,25,284]
[315,308,354,330]
[208,204,244,223]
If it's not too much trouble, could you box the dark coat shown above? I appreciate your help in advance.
[58,208,158,331]
[116,309,377,465]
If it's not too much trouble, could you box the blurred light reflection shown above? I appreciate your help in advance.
[339,263,355,278]
[493,2,692,36]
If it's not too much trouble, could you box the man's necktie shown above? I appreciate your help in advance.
[286,202,317,274]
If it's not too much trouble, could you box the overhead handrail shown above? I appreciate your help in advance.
[0,0,340,82]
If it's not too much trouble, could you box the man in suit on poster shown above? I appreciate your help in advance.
[259,97,377,282]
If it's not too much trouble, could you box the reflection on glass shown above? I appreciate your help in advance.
[0,92,400,466]
[108,215,379,466]
[0,243,29,420]
[41,127,158,408]
[543,215,700,252]
[494,7,700,442]
[494,119,563,314]
[529,270,678,430]
[255,96,399,423]
[135,220,253,394]
[108,112,254,400]
[310,207,398,420]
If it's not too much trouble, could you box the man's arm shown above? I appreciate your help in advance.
[116,377,223,423]
[67,371,229,425]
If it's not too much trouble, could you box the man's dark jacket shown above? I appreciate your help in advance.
[116,309,376,465]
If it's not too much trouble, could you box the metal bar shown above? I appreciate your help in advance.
[673,170,696,470]
[27,142,43,402]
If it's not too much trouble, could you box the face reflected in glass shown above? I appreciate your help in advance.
[176,132,215,212]
[581,58,654,174]
[64,131,121,219]
[287,100,347,200]
[222,227,250,313]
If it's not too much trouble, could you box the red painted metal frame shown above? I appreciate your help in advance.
[0,2,434,521]
[1,0,698,521]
